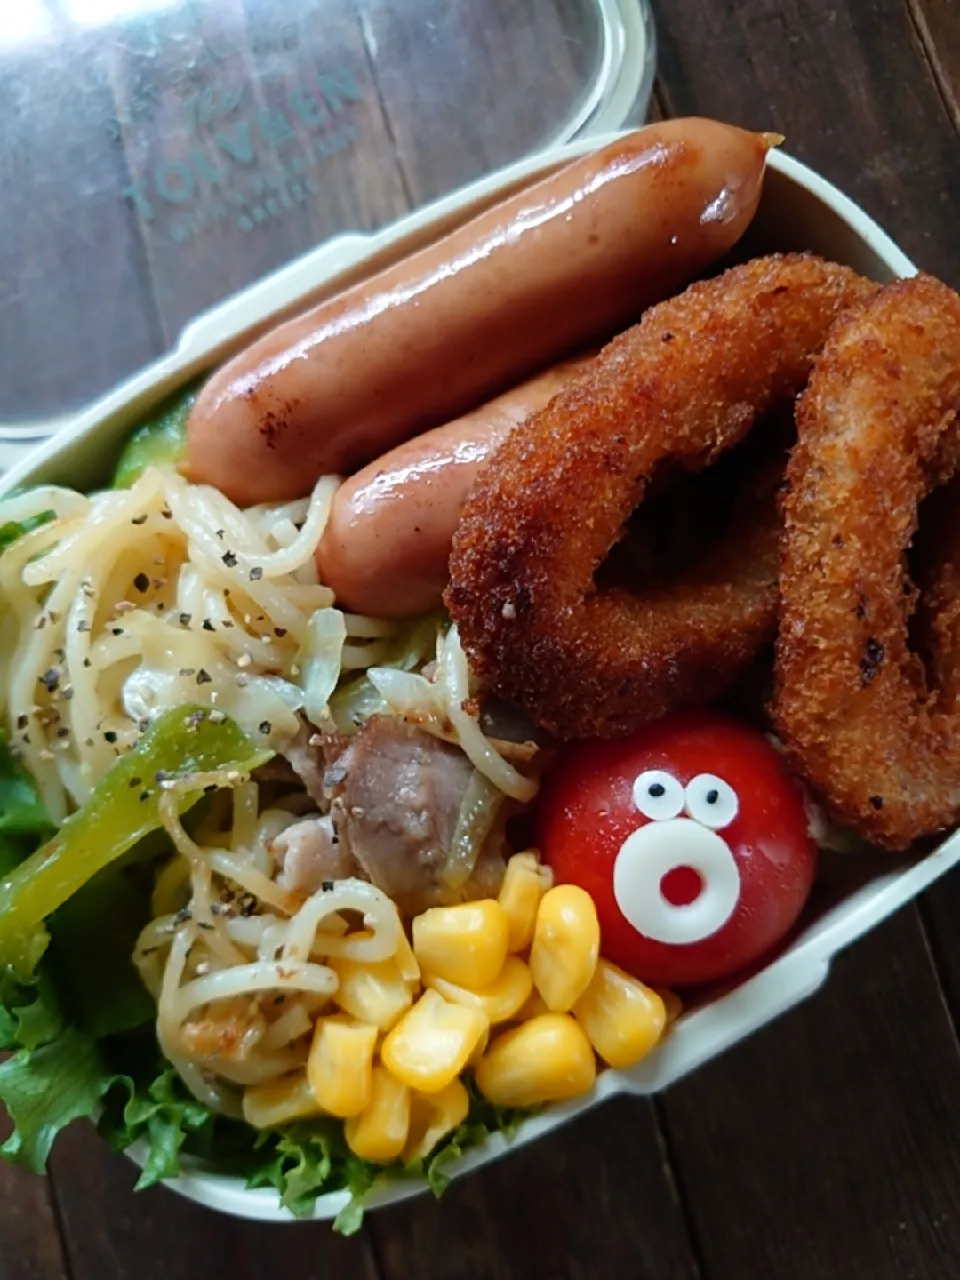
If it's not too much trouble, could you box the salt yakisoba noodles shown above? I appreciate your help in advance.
[0,448,636,1222]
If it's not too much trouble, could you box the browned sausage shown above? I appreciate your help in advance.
[185,119,776,506]
[316,354,596,617]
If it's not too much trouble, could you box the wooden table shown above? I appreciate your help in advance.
[3,1,960,1276]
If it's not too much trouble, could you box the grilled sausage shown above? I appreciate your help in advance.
[185,118,776,505]
[316,354,595,616]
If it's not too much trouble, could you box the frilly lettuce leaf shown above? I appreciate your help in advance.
[0,968,113,1172]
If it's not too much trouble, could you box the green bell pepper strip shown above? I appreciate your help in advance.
[0,707,271,979]
[0,510,54,557]
[111,379,202,489]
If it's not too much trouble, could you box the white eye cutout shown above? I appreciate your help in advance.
[613,819,741,945]
[633,770,685,821]
[684,774,739,830]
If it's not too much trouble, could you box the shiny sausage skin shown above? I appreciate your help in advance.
[316,354,596,617]
[185,118,776,505]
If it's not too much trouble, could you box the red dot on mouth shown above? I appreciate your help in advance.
[660,865,703,907]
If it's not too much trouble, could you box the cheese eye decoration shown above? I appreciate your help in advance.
[537,711,819,988]
[633,770,685,821]
[684,774,738,829]
[612,818,742,946]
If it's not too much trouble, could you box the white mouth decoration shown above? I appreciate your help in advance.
[613,770,742,945]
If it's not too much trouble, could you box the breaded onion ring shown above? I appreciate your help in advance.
[911,480,960,705]
[446,254,874,740]
[773,273,960,851]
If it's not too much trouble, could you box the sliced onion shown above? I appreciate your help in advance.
[443,771,504,889]
[328,674,387,735]
[299,606,346,725]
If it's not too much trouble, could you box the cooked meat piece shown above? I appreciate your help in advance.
[281,716,335,807]
[251,756,300,785]
[331,716,506,913]
[271,816,359,896]
[179,996,266,1063]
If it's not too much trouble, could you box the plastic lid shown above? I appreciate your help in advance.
[0,0,654,466]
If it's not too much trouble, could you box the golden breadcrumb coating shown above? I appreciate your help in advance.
[773,273,960,850]
[446,254,874,740]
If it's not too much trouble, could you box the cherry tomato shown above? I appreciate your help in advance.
[536,711,817,988]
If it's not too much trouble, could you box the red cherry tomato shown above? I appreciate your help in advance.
[536,711,817,988]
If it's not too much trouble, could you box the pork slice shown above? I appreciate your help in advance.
[271,815,359,896]
[331,716,506,913]
[281,716,343,807]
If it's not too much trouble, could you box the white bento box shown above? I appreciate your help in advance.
[1,133,947,1224]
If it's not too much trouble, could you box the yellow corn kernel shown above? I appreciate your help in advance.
[475,1014,597,1109]
[381,989,488,1093]
[330,954,414,1031]
[512,987,549,1023]
[467,1024,490,1069]
[530,885,599,1012]
[499,851,554,953]
[307,1016,377,1117]
[412,900,509,989]
[403,1077,471,1163]
[653,987,684,1026]
[395,926,421,983]
[424,956,533,1024]
[574,960,667,1069]
[344,1067,411,1163]
[242,1072,325,1129]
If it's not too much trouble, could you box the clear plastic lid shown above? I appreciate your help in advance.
[0,0,654,464]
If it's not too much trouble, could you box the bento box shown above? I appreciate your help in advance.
[1,132,946,1226]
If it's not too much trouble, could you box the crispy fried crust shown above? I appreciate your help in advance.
[912,480,960,705]
[445,254,875,740]
[772,273,960,851]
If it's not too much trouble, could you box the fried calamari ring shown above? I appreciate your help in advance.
[446,254,875,740]
[772,273,960,851]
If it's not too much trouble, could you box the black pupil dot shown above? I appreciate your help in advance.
[649,782,666,798]
[706,789,719,804]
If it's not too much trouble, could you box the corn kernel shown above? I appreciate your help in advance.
[653,986,684,1026]
[330,954,414,1030]
[468,1022,490,1067]
[242,1072,325,1129]
[344,1067,411,1163]
[512,987,549,1023]
[424,956,533,1024]
[381,989,488,1093]
[395,926,421,983]
[499,851,553,953]
[307,1016,377,1117]
[574,960,667,1069]
[403,1077,470,1163]
[413,900,509,989]
[530,885,599,1012]
[475,1014,597,1108]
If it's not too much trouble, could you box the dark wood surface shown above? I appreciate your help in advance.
[2,0,960,1276]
